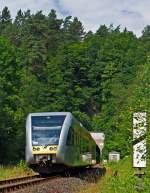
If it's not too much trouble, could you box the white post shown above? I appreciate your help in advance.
[133,112,147,168]
[133,112,147,192]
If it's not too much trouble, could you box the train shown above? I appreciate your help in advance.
[26,112,100,175]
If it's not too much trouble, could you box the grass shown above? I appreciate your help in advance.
[79,157,150,193]
[1,158,150,193]
[0,160,35,180]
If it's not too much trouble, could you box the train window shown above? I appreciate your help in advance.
[66,126,74,146]
[76,133,79,145]
[32,115,65,127]
[74,132,76,145]
[76,132,78,145]
[81,137,89,153]
[66,128,71,146]
[32,115,65,146]
[72,128,74,145]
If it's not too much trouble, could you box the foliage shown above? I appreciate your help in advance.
[0,6,149,163]
[0,160,34,180]
[80,158,150,193]
[80,157,137,193]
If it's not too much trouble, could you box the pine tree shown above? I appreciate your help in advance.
[0,7,11,24]
[47,9,63,55]
[63,16,85,43]
[96,25,108,37]
[0,7,12,35]
[14,9,24,26]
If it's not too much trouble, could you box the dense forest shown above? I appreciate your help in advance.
[0,7,149,164]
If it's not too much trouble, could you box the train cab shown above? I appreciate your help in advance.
[26,113,67,165]
[26,112,99,175]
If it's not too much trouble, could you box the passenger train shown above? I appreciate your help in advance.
[26,112,100,175]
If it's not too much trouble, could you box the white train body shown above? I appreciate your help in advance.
[26,112,100,175]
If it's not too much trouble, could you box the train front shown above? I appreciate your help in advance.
[26,113,66,174]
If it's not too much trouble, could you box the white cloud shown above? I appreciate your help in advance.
[0,0,57,17]
[1,0,150,36]
[58,0,150,36]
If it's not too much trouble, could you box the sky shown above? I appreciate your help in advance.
[0,0,150,36]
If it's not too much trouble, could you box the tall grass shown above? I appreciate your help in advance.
[0,160,34,180]
[79,157,149,193]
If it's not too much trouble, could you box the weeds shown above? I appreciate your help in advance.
[0,160,34,180]
[79,157,149,193]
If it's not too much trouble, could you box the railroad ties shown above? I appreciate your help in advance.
[0,174,57,192]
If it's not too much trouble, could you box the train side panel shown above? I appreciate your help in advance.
[61,116,97,167]
[26,114,33,164]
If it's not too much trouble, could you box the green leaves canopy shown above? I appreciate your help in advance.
[0,7,149,163]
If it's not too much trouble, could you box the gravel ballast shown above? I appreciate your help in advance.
[14,167,106,193]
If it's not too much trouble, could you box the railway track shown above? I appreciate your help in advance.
[0,174,57,192]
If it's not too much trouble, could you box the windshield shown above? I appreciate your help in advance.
[32,115,66,146]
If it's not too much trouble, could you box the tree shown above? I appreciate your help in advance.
[96,25,108,37]
[0,8,149,163]
[47,9,63,55]
[63,16,85,43]
[14,9,24,26]
[0,37,22,163]
[141,25,150,41]
[18,11,48,80]
[0,7,12,35]
[0,7,11,24]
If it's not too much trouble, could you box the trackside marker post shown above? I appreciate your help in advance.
[133,112,147,192]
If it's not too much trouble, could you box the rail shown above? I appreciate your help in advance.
[0,174,58,192]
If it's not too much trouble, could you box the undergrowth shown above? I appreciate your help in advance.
[0,160,34,180]
[80,157,150,193]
